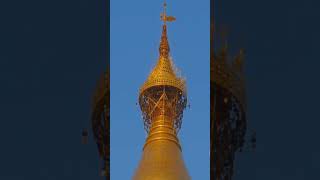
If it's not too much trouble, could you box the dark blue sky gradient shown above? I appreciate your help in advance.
[214,0,320,179]
[0,0,107,179]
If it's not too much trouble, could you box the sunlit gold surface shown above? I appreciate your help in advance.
[133,115,190,180]
[140,25,186,95]
[133,3,190,180]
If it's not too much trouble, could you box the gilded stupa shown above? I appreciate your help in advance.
[133,2,190,180]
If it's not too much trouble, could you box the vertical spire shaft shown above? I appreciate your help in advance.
[159,24,170,58]
[159,1,170,58]
[134,2,190,179]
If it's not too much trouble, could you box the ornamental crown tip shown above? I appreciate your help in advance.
[139,1,185,96]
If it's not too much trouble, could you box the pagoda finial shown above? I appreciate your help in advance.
[161,1,167,25]
[134,1,190,179]
[159,1,176,58]
[160,1,176,25]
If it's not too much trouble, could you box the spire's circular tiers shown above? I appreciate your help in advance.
[139,56,186,95]
[139,25,186,96]
[138,24,187,133]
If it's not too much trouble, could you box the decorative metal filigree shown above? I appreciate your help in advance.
[133,3,190,179]
[139,86,187,133]
[139,23,187,133]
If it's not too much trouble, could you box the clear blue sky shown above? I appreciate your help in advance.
[111,0,210,179]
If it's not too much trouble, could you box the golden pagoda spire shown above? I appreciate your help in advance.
[133,2,190,180]
[159,1,175,58]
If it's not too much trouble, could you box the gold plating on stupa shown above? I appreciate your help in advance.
[139,2,187,133]
[133,2,190,180]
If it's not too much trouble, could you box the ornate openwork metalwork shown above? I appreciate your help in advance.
[139,85,187,133]
[139,24,187,134]
[133,3,190,179]
[91,71,109,179]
